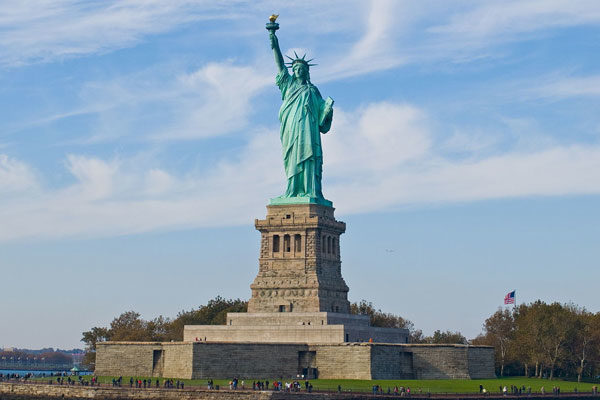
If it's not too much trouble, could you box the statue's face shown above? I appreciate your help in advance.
[293,63,309,80]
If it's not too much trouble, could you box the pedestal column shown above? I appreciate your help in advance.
[248,203,350,313]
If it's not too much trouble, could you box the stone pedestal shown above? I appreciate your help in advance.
[248,203,350,313]
[98,201,496,380]
[183,202,410,345]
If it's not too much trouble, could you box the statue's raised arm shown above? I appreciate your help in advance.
[270,32,285,73]
[266,15,285,73]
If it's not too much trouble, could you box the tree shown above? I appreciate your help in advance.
[513,303,544,377]
[475,301,600,378]
[81,295,250,363]
[350,300,414,329]
[81,311,170,367]
[409,329,426,344]
[108,311,150,341]
[81,327,109,368]
[166,296,248,340]
[424,330,468,345]
[567,307,600,382]
[536,302,576,380]
[482,308,515,376]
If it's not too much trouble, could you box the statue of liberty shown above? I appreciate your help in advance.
[267,16,334,207]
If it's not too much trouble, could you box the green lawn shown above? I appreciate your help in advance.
[33,376,598,394]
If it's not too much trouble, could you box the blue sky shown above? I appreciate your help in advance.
[1,0,599,349]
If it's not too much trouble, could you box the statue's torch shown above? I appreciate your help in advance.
[266,14,279,33]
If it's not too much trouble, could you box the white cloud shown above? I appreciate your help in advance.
[0,154,38,194]
[430,0,600,39]
[65,155,119,200]
[525,74,600,100]
[0,0,239,66]
[325,103,430,175]
[165,63,272,140]
[2,0,597,77]
[51,61,272,143]
[144,169,175,196]
[418,0,600,64]
[314,0,600,81]
[318,0,409,81]
[0,128,282,241]
[1,101,599,242]
[319,102,600,213]
[439,129,501,155]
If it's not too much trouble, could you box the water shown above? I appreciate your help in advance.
[0,369,92,376]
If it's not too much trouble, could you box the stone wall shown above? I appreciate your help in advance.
[468,345,496,379]
[312,344,371,380]
[191,342,306,379]
[369,345,414,380]
[183,324,347,344]
[96,342,494,380]
[95,342,155,377]
[96,342,194,379]
[162,343,194,379]
[344,326,409,344]
[312,344,492,380]
[404,344,494,379]
[0,382,363,400]
[226,312,370,327]
[183,312,408,345]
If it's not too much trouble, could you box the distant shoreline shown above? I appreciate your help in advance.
[1,369,92,375]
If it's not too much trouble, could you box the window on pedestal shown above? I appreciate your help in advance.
[273,235,280,252]
[294,234,302,253]
[322,236,326,254]
[279,305,286,312]
[327,236,332,254]
[284,234,291,252]
[289,303,294,312]
[332,238,336,255]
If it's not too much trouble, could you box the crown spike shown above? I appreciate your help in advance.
[294,51,299,58]
[302,53,306,60]
[285,55,294,61]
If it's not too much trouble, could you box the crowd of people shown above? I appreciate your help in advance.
[3,373,600,395]
[0,371,74,382]
[123,376,185,389]
[220,377,313,392]
[0,373,92,386]
[369,384,412,396]
[0,373,36,382]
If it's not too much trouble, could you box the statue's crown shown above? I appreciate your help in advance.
[285,52,317,68]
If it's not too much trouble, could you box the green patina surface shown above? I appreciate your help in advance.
[267,18,334,207]
[269,195,332,207]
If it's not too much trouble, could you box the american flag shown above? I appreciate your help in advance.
[504,290,515,305]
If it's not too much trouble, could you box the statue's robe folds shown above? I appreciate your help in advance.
[276,69,333,199]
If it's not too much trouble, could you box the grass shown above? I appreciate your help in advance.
[31,376,599,394]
